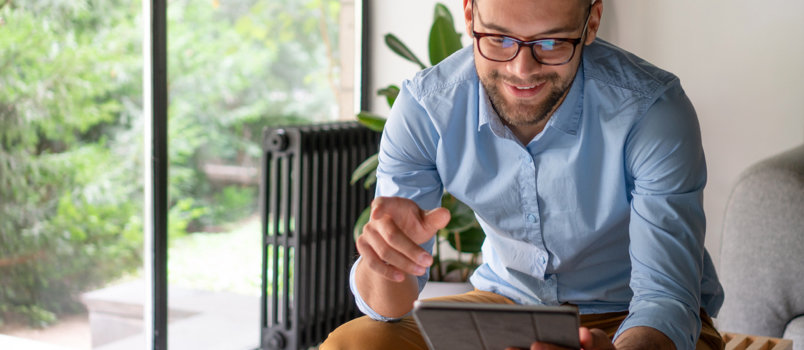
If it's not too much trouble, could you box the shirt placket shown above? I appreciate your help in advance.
[516,142,558,304]
[518,148,549,275]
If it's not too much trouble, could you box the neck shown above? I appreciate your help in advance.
[496,85,571,146]
[503,118,548,146]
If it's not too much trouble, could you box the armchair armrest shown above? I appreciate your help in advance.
[723,332,793,350]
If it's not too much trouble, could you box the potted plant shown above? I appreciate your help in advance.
[350,3,484,283]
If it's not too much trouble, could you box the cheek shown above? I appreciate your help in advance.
[554,67,574,83]
[473,51,495,77]
[557,62,582,85]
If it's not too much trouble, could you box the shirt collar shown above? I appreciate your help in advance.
[477,85,509,138]
[547,62,584,136]
[477,62,585,137]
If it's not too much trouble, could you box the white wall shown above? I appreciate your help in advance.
[368,1,804,267]
[597,1,804,266]
[367,1,467,113]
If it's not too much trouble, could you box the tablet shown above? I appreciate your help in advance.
[412,300,580,350]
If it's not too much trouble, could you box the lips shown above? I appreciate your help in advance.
[504,81,545,98]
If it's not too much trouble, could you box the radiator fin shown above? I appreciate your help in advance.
[261,122,379,349]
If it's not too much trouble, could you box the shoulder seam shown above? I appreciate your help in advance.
[414,74,476,99]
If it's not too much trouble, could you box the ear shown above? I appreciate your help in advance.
[585,0,603,45]
[463,0,473,38]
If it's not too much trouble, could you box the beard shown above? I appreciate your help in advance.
[480,69,574,127]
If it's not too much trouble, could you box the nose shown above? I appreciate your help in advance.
[506,46,542,79]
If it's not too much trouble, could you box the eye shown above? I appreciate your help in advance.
[536,39,556,51]
[496,36,516,48]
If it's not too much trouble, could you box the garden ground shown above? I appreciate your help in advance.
[0,215,261,350]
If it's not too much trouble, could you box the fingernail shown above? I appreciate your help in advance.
[393,271,404,281]
[418,254,432,266]
[415,266,426,275]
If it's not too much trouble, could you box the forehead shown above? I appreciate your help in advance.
[474,0,587,35]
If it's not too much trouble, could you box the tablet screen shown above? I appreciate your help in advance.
[412,301,580,350]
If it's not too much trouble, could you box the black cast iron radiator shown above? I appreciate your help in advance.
[260,122,380,349]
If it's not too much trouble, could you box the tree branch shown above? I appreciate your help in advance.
[0,250,46,268]
[317,1,339,108]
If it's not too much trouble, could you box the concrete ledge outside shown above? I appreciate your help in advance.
[81,279,259,350]
[0,334,75,350]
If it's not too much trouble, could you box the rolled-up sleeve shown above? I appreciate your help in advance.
[617,81,707,349]
[350,80,442,320]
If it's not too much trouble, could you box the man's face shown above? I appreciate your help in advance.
[464,0,601,128]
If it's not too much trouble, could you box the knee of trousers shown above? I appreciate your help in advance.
[319,315,426,350]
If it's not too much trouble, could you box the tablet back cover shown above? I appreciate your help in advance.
[413,303,579,350]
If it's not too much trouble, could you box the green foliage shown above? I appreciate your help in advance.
[355,112,387,133]
[428,4,463,66]
[0,0,144,326]
[350,153,378,187]
[384,34,427,70]
[351,3,483,282]
[353,207,372,246]
[0,0,340,326]
[166,0,339,231]
[209,186,257,225]
[376,85,400,109]
[445,226,485,254]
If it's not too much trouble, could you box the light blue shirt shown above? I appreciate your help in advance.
[350,39,724,349]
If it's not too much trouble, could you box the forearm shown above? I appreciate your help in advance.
[614,326,675,350]
[355,259,420,318]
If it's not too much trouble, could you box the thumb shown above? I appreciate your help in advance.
[579,327,613,350]
[422,207,451,232]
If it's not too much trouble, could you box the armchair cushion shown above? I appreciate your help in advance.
[784,316,804,348]
[717,144,804,350]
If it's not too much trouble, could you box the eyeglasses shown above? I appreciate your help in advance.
[471,2,592,65]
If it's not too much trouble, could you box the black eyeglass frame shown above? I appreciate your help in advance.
[471,0,593,65]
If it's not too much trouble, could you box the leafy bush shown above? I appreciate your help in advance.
[167,0,340,230]
[0,0,144,326]
[0,0,340,326]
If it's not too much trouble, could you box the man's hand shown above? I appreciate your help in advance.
[506,326,675,350]
[356,196,451,282]
[505,327,615,350]
[354,197,451,317]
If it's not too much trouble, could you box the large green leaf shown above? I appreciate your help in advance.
[434,3,456,28]
[353,206,372,242]
[351,153,378,185]
[443,259,480,276]
[385,33,427,70]
[363,170,377,189]
[377,85,400,108]
[356,112,387,132]
[446,225,485,253]
[441,194,475,232]
[428,16,463,66]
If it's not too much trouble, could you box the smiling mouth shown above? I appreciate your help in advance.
[505,81,545,98]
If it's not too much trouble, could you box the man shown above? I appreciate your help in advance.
[322,0,725,349]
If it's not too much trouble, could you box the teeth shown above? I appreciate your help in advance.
[515,85,536,90]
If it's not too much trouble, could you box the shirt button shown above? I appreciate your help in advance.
[539,256,547,265]
[527,213,537,223]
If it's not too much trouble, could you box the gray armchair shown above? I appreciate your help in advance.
[717,144,804,350]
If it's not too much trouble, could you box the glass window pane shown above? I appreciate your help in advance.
[1,0,353,348]
[165,0,346,348]
[0,1,143,349]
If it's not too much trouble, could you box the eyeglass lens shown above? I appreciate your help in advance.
[478,36,575,64]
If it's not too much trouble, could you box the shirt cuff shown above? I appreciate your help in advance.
[349,256,408,322]
[614,298,701,350]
